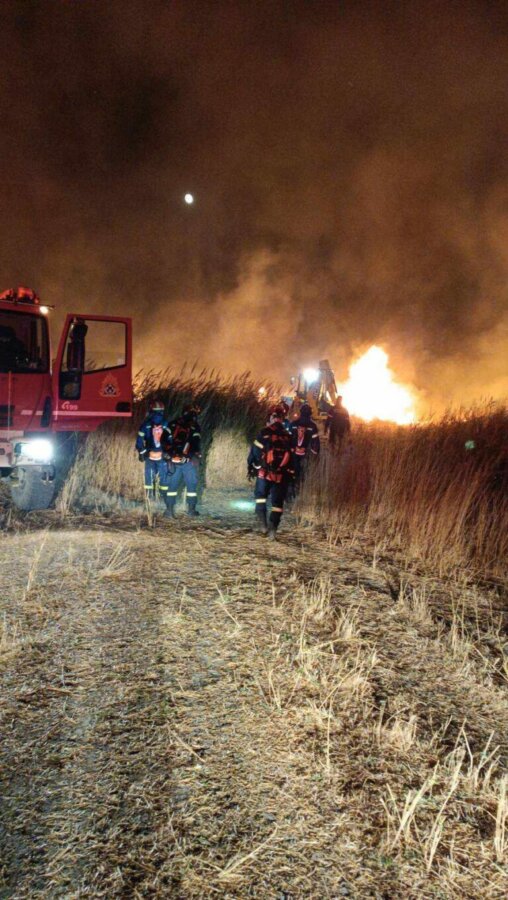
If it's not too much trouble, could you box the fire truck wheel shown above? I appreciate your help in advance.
[10,467,56,511]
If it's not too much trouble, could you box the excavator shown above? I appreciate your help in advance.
[288,359,339,433]
[0,286,132,510]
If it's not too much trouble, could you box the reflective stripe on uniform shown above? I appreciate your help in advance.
[271,507,283,513]
[167,491,178,496]
[187,492,197,497]
[138,431,145,436]
[254,440,264,448]
[255,498,267,503]
[159,486,168,491]
[144,485,153,490]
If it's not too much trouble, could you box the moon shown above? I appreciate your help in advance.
[184,193,194,205]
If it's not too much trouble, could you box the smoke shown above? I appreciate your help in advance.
[1,0,507,409]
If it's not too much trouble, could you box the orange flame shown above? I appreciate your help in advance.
[339,346,416,425]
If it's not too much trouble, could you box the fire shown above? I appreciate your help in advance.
[339,346,416,425]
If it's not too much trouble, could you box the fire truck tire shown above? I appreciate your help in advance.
[10,467,56,511]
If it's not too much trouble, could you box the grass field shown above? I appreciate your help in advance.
[1,375,506,898]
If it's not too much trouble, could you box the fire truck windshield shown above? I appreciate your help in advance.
[0,310,49,374]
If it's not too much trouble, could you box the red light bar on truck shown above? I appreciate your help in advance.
[0,286,54,309]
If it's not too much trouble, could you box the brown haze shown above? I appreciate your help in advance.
[1,0,507,410]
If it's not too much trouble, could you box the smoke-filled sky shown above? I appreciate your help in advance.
[1,0,507,409]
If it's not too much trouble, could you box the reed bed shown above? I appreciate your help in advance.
[298,404,508,579]
[58,369,506,581]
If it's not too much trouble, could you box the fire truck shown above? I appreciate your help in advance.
[0,287,132,510]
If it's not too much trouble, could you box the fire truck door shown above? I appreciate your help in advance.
[52,315,132,431]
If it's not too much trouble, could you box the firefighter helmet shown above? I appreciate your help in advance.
[269,404,285,422]
[182,403,201,416]
[149,399,165,413]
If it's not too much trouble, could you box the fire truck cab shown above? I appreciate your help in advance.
[0,286,132,510]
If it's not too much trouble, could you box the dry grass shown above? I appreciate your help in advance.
[1,375,507,897]
[54,372,507,587]
[206,430,249,490]
[298,403,508,579]
[1,507,507,897]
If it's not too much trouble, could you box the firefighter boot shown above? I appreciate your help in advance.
[267,521,278,541]
[268,509,282,541]
[164,496,177,519]
[255,503,268,535]
[187,497,200,517]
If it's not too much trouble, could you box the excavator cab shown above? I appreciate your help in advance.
[289,359,339,428]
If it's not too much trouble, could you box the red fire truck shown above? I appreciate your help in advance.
[0,286,132,510]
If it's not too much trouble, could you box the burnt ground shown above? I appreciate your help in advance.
[1,489,507,898]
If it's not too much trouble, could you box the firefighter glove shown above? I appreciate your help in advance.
[138,451,146,462]
[247,464,257,481]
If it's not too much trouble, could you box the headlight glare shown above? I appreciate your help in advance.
[17,438,54,463]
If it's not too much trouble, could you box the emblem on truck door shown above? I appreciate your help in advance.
[99,374,120,397]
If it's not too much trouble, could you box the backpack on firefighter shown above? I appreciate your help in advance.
[164,404,202,518]
[262,429,293,482]
[248,406,295,540]
[248,406,294,484]
[290,403,320,458]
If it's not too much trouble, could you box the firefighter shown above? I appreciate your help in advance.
[279,399,293,433]
[135,400,172,510]
[290,402,320,487]
[248,404,295,540]
[325,395,351,448]
[164,404,202,517]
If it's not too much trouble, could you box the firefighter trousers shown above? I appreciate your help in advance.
[166,461,199,511]
[293,454,309,489]
[254,476,288,530]
[144,458,169,498]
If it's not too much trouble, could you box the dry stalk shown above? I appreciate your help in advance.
[215,589,242,630]
[378,713,418,752]
[456,728,499,793]
[92,543,133,580]
[494,775,507,862]
[21,530,49,601]
[0,612,23,653]
[144,494,155,528]
[384,770,437,849]
[424,813,445,872]
[216,827,279,881]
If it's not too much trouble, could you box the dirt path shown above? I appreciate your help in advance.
[1,491,507,898]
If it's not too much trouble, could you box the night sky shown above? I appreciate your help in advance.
[1,0,507,408]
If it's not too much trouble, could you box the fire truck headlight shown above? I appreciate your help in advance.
[303,367,319,385]
[17,438,54,463]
